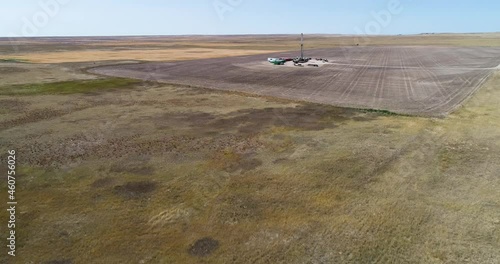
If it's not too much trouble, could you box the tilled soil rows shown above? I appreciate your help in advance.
[91,46,500,116]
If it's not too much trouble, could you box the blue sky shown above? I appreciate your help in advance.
[1,0,499,37]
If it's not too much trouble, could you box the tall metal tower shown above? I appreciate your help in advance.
[300,33,304,59]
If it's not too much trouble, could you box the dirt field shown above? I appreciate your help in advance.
[1,35,500,263]
[91,46,500,116]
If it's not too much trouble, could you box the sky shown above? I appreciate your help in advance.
[1,0,499,37]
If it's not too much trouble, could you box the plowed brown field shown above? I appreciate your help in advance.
[92,46,500,116]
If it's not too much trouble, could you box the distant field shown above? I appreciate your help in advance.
[92,46,500,116]
[1,33,500,63]
[0,48,279,63]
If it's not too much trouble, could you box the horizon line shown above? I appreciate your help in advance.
[1,31,499,39]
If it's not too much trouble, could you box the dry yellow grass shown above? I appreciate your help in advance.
[0,63,97,85]
[3,48,278,63]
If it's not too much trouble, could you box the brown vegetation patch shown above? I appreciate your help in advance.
[172,86,214,96]
[0,108,67,130]
[154,112,216,130]
[18,132,263,168]
[234,157,263,172]
[44,260,73,264]
[219,105,361,134]
[0,67,29,74]
[90,177,116,188]
[113,181,157,198]
[112,164,155,176]
[188,237,220,257]
[110,155,154,176]
[210,151,263,173]
[439,142,493,174]
[272,158,289,164]
[215,195,261,225]
[316,154,391,190]
[153,105,365,137]
[0,99,28,111]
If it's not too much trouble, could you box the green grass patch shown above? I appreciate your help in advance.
[358,108,405,116]
[0,78,144,96]
[0,58,28,63]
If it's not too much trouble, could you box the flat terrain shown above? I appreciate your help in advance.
[92,46,500,116]
[2,33,500,63]
[0,35,500,263]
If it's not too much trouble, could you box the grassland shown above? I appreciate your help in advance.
[0,78,143,96]
[0,35,499,263]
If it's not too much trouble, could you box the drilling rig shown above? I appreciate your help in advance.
[294,33,310,63]
[301,33,304,59]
